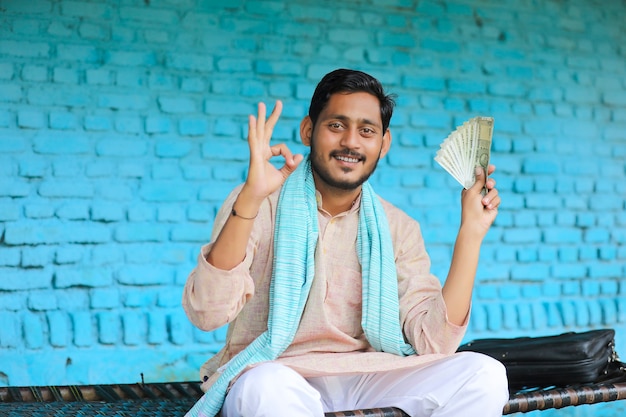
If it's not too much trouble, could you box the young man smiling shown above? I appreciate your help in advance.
[183,69,509,417]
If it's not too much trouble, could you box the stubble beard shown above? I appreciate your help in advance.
[309,140,381,191]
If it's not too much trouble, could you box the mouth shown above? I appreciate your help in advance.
[331,151,364,164]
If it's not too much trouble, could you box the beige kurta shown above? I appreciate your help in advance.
[183,184,468,392]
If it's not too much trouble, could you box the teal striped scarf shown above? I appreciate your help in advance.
[186,158,415,417]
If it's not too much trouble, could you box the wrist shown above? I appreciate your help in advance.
[231,187,264,220]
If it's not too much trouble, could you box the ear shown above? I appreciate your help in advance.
[379,128,392,158]
[300,116,313,147]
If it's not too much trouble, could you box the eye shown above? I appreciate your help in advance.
[360,126,377,137]
[328,122,343,130]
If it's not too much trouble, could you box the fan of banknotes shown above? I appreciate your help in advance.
[434,116,494,192]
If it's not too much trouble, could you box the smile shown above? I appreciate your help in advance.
[334,155,360,163]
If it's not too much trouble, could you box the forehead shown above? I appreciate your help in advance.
[320,92,382,126]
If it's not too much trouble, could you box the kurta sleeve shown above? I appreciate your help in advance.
[388,204,468,355]
[182,185,266,332]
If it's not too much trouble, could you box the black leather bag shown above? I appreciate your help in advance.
[457,329,624,389]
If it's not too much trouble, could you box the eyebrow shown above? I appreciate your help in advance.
[325,114,382,129]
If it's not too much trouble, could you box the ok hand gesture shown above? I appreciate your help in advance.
[243,101,303,203]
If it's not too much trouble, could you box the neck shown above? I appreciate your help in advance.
[313,177,361,216]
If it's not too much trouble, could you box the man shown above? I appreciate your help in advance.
[183,69,509,417]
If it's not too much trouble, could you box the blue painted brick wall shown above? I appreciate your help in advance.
[0,1,625,415]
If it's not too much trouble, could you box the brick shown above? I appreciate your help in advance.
[115,116,142,133]
[71,311,93,347]
[165,53,214,72]
[118,265,173,285]
[86,69,112,86]
[589,263,622,279]
[79,22,109,41]
[530,302,548,330]
[23,313,45,349]
[485,303,502,331]
[502,228,540,243]
[49,111,77,130]
[488,82,526,97]
[98,94,150,110]
[168,311,191,345]
[32,133,91,154]
[99,184,134,201]
[181,77,206,93]
[186,204,215,222]
[90,288,120,309]
[0,268,52,290]
[501,303,517,329]
[127,205,154,222]
[147,311,167,344]
[47,311,69,347]
[0,180,30,197]
[55,246,84,264]
[122,311,144,345]
[38,181,94,198]
[158,97,196,114]
[17,110,46,128]
[21,246,52,268]
[0,312,19,347]
[61,1,112,18]
[21,65,47,81]
[0,246,20,266]
[52,67,79,84]
[124,289,156,307]
[24,203,54,219]
[151,162,179,179]
[543,227,582,243]
[95,139,147,156]
[139,182,193,202]
[84,115,112,131]
[545,302,562,327]
[0,40,49,58]
[55,267,113,288]
[97,312,119,344]
[155,140,192,158]
[511,264,549,281]
[517,247,538,262]
[157,287,181,308]
[584,228,610,243]
[538,246,558,262]
[146,116,171,133]
[114,224,168,242]
[56,202,90,220]
[157,205,184,223]
[91,202,125,222]
[28,86,89,107]
[558,300,577,326]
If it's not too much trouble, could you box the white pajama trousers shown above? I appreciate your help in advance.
[221,352,509,417]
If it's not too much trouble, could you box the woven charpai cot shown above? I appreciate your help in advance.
[1,377,626,416]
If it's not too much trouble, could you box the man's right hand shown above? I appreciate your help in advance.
[236,101,303,215]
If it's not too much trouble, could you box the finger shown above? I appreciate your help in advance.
[248,114,257,143]
[486,177,496,189]
[482,188,499,209]
[256,102,267,140]
[270,143,293,163]
[264,100,283,134]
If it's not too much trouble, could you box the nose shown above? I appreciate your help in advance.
[340,127,360,149]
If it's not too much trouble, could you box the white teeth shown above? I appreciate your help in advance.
[335,155,359,163]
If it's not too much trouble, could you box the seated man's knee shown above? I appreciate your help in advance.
[224,362,323,417]
[464,352,509,399]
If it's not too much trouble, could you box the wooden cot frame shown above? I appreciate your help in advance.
[1,377,625,415]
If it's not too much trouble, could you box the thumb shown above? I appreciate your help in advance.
[471,166,487,192]
[280,153,303,177]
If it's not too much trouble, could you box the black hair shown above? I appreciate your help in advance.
[308,69,396,133]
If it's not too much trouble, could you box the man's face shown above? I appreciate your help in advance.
[303,92,391,192]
